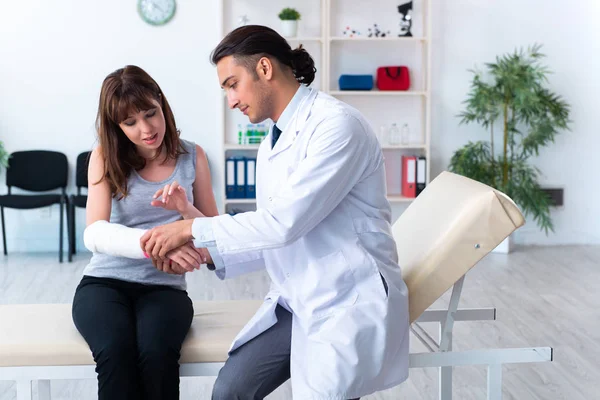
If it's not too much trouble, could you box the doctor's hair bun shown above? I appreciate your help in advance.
[291,45,316,85]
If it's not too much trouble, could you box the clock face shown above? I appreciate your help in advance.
[138,0,176,26]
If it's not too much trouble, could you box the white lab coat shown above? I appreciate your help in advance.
[205,88,409,399]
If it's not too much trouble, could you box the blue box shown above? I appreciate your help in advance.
[338,74,374,90]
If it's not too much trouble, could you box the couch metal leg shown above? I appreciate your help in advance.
[487,364,502,400]
[1,206,6,256]
[16,380,32,400]
[38,380,51,400]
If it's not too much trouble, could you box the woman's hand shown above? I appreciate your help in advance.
[151,181,191,216]
[153,257,188,275]
[166,241,203,272]
[149,241,205,274]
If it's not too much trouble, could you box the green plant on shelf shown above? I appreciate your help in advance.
[278,8,301,21]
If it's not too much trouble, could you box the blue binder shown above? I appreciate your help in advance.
[226,157,236,198]
[246,158,256,199]
[235,157,246,199]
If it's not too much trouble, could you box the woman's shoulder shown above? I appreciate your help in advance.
[179,138,196,153]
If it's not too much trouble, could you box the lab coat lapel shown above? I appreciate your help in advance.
[268,88,318,160]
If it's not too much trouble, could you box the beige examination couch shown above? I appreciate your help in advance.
[0,171,552,400]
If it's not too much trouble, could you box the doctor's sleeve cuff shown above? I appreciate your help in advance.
[192,217,225,271]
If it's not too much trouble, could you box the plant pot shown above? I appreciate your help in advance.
[491,234,513,254]
[281,20,298,38]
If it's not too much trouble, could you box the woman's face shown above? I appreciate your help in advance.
[119,98,166,156]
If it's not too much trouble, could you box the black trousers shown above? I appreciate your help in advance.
[72,276,193,400]
[212,305,359,400]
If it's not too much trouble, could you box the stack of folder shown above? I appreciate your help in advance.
[385,154,427,198]
[226,156,256,199]
[401,155,427,198]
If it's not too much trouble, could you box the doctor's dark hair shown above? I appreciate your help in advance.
[210,25,316,85]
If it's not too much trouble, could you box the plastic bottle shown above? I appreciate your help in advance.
[237,124,244,145]
[401,123,410,145]
[388,123,401,146]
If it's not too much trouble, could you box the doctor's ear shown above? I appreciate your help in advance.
[255,57,274,80]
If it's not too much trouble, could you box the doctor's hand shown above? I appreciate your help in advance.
[140,219,194,260]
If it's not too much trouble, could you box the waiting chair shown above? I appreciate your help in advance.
[68,151,90,262]
[0,150,68,262]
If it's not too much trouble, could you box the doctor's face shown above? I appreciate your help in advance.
[217,55,273,123]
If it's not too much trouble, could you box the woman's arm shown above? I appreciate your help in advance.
[185,144,219,218]
[83,147,148,259]
[86,147,112,225]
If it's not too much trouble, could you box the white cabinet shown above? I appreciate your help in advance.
[217,0,431,214]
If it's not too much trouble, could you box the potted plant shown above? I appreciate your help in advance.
[278,7,301,38]
[448,44,570,252]
[0,140,9,170]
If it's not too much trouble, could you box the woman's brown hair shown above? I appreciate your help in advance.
[95,65,185,199]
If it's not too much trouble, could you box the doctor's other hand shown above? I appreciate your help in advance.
[150,180,190,215]
[141,219,194,260]
[195,247,213,265]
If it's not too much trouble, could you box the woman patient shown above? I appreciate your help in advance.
[72,65,217,400]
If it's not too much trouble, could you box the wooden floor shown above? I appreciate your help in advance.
[1,245,598,399]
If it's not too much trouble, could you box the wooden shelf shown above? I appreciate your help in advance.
[387,195,415,203]
[329,90,427,97]
[224,144,261,150]
[330,36,427,42]
[381,144,427,150]
[225,199,256,205]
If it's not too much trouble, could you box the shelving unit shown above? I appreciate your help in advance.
[217,0,431,215]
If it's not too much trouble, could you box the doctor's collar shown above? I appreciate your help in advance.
[273,84,311,133]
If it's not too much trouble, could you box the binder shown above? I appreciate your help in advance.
[235,158,246,199]
[226,157,236,198]
[416,156,426,196]
[246,158,256,199]
[401,155,417,198]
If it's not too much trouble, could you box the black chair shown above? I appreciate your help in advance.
[68,151,91,262]
[0,150,68,262]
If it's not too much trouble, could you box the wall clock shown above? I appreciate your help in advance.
[138,0,176,26]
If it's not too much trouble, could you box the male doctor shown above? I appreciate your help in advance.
[141,25,410,400]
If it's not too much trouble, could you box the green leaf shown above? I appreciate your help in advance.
[449,43,570,233]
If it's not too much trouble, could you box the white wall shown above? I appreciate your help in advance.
[0,0,222,252]
[0,0,597,253]
[430,0,600,245]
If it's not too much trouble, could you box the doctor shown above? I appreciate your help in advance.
[141,25,410,400]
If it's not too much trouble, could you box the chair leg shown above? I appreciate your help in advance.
[72,205,77,255]
[1,206,6,256]
[59,201,64,263]
[67,203,72,262]
[68,203,76,262]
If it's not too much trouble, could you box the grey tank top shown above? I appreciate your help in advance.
[82,139,197,290]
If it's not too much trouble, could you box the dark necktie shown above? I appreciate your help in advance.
[272,124,282,148]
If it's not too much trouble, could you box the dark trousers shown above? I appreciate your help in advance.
[72,276,193,400]
[211,305,359,400]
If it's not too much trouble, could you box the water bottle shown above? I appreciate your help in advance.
[388,123,401,146]
[401,123,410,145]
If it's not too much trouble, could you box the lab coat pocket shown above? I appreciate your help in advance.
[298,250,359,320]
